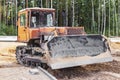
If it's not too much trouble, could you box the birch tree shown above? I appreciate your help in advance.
[113,0,118,36]
[41,0,43,8]
[98,0,101,34]
[112,0,115,35]
[56,0,59,26]
[103,0,106,35]
[101,0,104,34]
[108,0,111,36]
[91,0,95,33]
[51,0,52,8]
[0,0,1,25]
[66,0,68,26]
[72,0,75,27]
[118,0,120,35]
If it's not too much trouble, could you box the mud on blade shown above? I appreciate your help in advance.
[47,35,109,58]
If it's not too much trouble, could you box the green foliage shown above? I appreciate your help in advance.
[0,23,17,36]
[0,0,120,37]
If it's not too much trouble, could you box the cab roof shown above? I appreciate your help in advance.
[19,7,55,12]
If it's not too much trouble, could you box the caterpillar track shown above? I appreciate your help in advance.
[16,46,48,69]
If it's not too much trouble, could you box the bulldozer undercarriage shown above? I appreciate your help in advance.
[16,35,113,69]
[16,46,48,69]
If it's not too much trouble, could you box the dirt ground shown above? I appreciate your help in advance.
[0,41,120,80]
[0,42,26,68]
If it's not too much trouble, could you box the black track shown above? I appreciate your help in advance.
[16,46,48,69]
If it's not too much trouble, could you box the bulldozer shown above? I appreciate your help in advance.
[16,7,113,69]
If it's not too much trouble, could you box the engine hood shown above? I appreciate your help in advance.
[29,27,85,39]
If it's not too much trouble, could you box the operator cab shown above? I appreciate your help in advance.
[17,8,55,42]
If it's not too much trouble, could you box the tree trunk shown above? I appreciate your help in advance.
[101,0,104,34]
[114,0,118,36]
[72,0,75,27]
[66,0,68,26]
[0,0,1,24]
[108,0,111,36]
[103,0,106,35]
[41,0,43,8]
[91,0,95,33]
[46,0,48,8]
[112,0,115,36]
[118,0,120,35]
[51,0,52,8]
[4,0,6,25]
[56,0,59,26]
[98,0,101,34]
[26,0,28,8]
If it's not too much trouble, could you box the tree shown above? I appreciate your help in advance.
[118,0,120,35]
[0,0,120,36]
[0,0,1,24]
[91,0,95,33]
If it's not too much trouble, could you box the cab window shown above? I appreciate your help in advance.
[20,14,26,26]
[30,11,54,28]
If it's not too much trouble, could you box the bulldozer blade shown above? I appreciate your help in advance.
[47,34,113,69]
[49,51,112,69]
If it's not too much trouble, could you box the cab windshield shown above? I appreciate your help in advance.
[30,11,54,28]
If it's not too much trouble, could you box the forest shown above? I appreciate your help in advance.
[0,0,120,36]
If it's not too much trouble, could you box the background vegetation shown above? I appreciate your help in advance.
[0,0,120,36]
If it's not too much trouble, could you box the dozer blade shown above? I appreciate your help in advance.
[47,35,113,69]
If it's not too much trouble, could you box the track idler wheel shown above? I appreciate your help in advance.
[16,46,28,66]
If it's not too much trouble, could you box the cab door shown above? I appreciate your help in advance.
[17,11,29,42]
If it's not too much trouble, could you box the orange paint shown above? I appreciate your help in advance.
[17,8,84,42]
